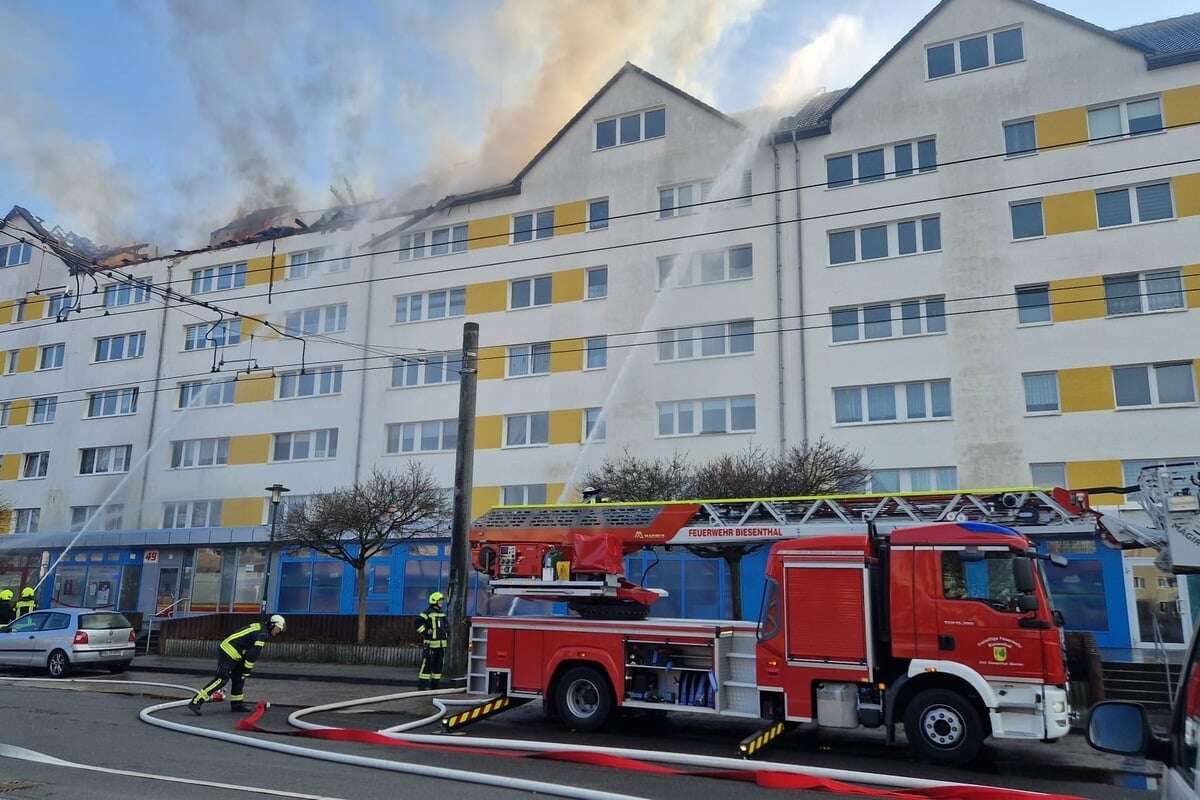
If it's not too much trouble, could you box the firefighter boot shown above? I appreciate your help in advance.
[188,698,203,716]
[230,701,252,713]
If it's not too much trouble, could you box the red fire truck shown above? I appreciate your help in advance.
[465,489,1110,763]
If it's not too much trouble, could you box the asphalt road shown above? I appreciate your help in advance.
[0,673,1162,800]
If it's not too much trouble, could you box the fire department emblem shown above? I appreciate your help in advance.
[992,645,1008,663]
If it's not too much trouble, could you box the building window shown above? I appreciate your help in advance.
[162,500,222,529]
[39,343,65,370]
[94,332,146,363]
[0,242,32,267]
[178,379,235,408]
[512,209,555,243]
[1123,458,1200,488]
[595,107,665,150]
[1088,96,1163,142]
[1022,372,1060,414]
[397,231,427,261]
[736,169,753,204]
[287,248,327,279]
[190,262,247,294]
[30,396,57,425]
[585,336,607,370]
[46,293,69,318]
[284,303,348,335]
[184,320,242,351]
[869,467,957,493]
[1015,284,1051,324]
[584,408,606,441]
[1097,182,1174,227]
[395,288,466,323]
[588,199,609,231]
[502,484,547,505]
[13,508,39,533]
[1030,462,1067,487]
[834,380,951,424]
[510,275,552,308]
[273,429,339,461]
[830,298,945,343]
[385,420,456,454]
[927,27,1022,79]
[21,451,49,479]
[86,388,138,418]
[657,245,753,288]
[829,216,939,265]
[391,352,462,388]
[278,365,343,399]
[657,320,754,360]
[504,412,550,448]
[657,395,756,437]
[170,438,230,469]
[1003,119,1037,156]
[507,343,551,377]
[586,267,608,299]
[826,137,937,187]
[1113,362,1196,408]
[80,444,133,475]
[102,277,151,308]
[1104,269,1184,315]
[1010,201,1044,239]
[70,505,123,533]
[659,181,713,218]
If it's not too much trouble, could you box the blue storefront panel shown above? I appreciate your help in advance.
[1037,539,1131,649]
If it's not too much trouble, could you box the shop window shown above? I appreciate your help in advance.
[311,562,343,612]
[279,562,313,612]
[403,558,448,613]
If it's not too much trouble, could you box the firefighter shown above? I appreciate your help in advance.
[416,591,447,689]
[13,587,36,618]
[0,589,13,626]
[188,614,286,715]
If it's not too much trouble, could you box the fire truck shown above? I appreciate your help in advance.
[462,487,1120,763]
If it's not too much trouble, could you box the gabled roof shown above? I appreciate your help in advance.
[776,0,1193,141]
[3,205,53,241]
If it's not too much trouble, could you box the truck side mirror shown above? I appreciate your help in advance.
[1049,554,1069,568]
[1013,557,1036,594]
[1016,594,1039,612]
[959,549,985,562]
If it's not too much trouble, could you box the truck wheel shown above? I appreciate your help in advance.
[903,689,984,765]
[554,666,613,732]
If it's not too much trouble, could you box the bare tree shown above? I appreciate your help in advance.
[280,465,447,644]
[588,440,868,620]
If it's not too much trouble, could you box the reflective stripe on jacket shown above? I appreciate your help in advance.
[417,606,446,647]
[13,600,35,617]
[219,622,268,669]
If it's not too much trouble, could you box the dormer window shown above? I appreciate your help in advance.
[595,107,666,150]
[926,26,1023,79]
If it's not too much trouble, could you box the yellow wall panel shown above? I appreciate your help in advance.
[0,508,10,531]
[1195,359,1200,390]
[7,399,29,427]
[1043,190,1096,235]
[228,434,272,465]
[475,414,503,450]
[468,216,510,250]
[0,302,13,325]
[0,454,21,481]
[551,268,585,304]
[1173,172,1200,218]
[550,339,583,373]
[555,200,587,235]
[1184,264,1200,309]
[241,317,269,339]
[477,346,507,380]
[548,409,583,445]
[546,483,574,504]
[15,347,37,373]
[1163,85,1200,128]
[244,256,279,287]
[1059,366,1115,412]
[471,486,501,519]
[466,280,509,314]
[1050,276,1106,322]
[1034,107,1088,150]
[222,497,265,527]
[1065,460,1124,505]
[23,295,47,321]
[234,374,276,404]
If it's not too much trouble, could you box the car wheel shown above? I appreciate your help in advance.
[46,649,71,679]
[554,665,613,732]
[107,661,132,674]
[903,688,984,765]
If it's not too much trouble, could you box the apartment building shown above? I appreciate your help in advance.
[0,0,1197,645]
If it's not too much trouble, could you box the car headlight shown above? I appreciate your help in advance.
[1051,701,1067,714]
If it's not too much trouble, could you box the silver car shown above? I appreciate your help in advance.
[0,609,137,677]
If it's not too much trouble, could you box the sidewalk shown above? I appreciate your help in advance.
[129,654,434,686]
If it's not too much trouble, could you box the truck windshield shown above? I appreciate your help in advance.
[941,551,1022,611]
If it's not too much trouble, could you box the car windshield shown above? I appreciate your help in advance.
[78,612,131,630]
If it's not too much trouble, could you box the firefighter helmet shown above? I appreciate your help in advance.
[269,614,286,632]
[429,591,445,604]
[20,587,34,598]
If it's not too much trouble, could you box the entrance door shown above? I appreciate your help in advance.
[1127,556,1192,650]
[155,568,181,616]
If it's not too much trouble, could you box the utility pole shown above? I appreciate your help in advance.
[446,322,478,681]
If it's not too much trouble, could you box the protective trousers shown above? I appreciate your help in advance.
[419,645,444,690]
[193,653,248,706]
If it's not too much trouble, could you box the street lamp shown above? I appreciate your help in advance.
[260,483,289,615]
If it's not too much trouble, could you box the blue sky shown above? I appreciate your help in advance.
[0,0,1195,248]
